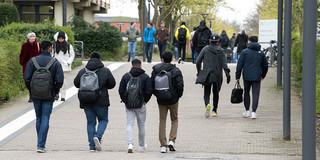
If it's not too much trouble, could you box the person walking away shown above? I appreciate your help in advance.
[172,37,179,61]
[154,21,170,59]
[19,32,42,102]
[189,27,198,63]
[151,51,184,153]
[174,22,190,64]
[53,31,75,101]
[74,52,116,152]
[235,36,268,119]
[192,20,212,57]
[24,40,64,153]
[143,23,156,63]
[118,59,152,153]
[196,34,231,118]
[229,33,236,63]
[219,30,230,63]
[234,30,248,59]
[125,22,140,62]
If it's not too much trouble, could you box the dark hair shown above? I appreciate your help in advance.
[181,21,186,26]
[132,59,141,67]
[57,31,65,39]
[249,36,258,42]
[161,51,172,63]
[41,40,53,51]
[148,22,153,26]
[193,27,197,31]
[130,22,134,25]
[90,52,101,59]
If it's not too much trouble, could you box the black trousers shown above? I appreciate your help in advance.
[178,43,186,61]
[204,82,219,112]
[243,81,261,112]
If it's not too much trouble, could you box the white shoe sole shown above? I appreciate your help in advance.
[93,137,101,151]
[205,111,210,118]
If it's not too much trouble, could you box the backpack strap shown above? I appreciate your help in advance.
[45,58,56,70]
[31,57,40,70]
[85,67,99,73]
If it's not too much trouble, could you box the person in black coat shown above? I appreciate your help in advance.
[23,40,64,153]
[192,20,212,54]
[234,30,248,58]
[151,51,184,153]
[74,52,116,152]
[118,59,152,153]
[236,36,268,119]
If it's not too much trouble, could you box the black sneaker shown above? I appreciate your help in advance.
[61,98,65,101]
[178,58,181,64]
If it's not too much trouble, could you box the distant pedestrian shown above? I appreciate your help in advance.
[154,21,170,59]
[143,22,156,63]
[73,52,116,152]
[19,32,42,102]
[53,31,75,101]
[230,33,236,62]
[234,30,248,58]
[151,51,184,153]
[192,20,212,56]
[118,59,152,153]
[125,22,140,62]
[175,22,190,64]
[190,27,198,63]
[172,37,179,61]
[219,30,230,63]
[196,34,231,118]
[235,36,268,119]
[23,40,64,153]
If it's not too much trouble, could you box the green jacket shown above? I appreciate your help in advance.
[125,26,140,42]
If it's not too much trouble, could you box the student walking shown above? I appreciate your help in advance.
[236,36,268,119]
[175,22,190,64]
[23,40,64,153]
[192,20,211,56]
[125,22,140,62]
[19,32,42,102]
[234,30,248,59]
[118,59,152,153]
[143,23,156,63]
[74,52,116,152]
[154,21,170,59]
[190,27,198,63]
[219,30,230,63]
[196,34,231,118]
[151,51,184,153]
[53,31,75,101]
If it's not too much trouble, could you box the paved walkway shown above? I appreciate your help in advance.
[0,61,317,160]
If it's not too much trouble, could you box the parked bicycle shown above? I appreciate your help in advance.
[263,40,279,66]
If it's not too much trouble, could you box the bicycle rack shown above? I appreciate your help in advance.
[74,41,84,60]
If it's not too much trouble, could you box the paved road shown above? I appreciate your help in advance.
[0,61,317,160]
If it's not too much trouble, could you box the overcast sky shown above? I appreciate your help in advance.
[102,0,260,24]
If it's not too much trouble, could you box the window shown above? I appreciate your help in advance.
[14,1,54,23]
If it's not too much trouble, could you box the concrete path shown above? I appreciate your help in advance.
[0,61,317,160]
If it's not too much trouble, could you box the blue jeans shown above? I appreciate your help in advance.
[84,106,109,150]
[128,41,137,62]
[174,47,178,60]
[144,42,153,63]
[158,42,167,59]
[191,46,197,63]
[33,100,53,148]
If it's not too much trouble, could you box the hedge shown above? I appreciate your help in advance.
[0,3,19,27]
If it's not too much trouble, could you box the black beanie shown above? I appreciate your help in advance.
[90,52,100,59]
[58,31,65,39]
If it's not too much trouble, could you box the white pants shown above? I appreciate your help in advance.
[60,72,68,98]
[126,104,146,147]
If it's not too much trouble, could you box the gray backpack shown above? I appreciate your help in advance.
[154,68,177,100]
[30,57,56,100]
[78,68,101,104]
[125,73,144,109]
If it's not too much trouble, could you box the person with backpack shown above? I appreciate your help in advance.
[189,27,198,63]
[219,30,230,63]
[20,32,42,102]
[234,30,248,59]
[143,22,156,63]
[118,59,152,153]
[196,33,231,118]
[192,20,212,56]
[53,31,75,101]
[23,40,64,153]
[73,52,116,152]
[151,51,184,153]
[174,22,190,64]
[154,21,170,59]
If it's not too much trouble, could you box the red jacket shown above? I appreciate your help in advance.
[19,39,42,75]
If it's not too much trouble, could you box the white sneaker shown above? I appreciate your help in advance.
[128,144,133,153]
[138,143,147,152]
[251,112,257,119]
[181,61,185,64]
[160,146,167,153]
[93,137,102,151]
[168,141,176,151]
[242,110,250,118]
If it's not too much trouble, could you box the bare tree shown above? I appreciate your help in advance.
[243,10,259,36]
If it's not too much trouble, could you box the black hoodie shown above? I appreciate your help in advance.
[151,63,184,105]
[192,20,212,51]
[74,58,116,108]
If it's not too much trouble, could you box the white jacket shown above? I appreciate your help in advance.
[53,32,75,72]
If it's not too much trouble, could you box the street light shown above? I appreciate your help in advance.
[148,0,151,23]
[201,13,208,21]
[208,18,213,29]
[117,23,124,35]
[159,2,165,22]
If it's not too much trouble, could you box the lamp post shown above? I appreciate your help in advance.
[148,0,151,23]
[208,18,213,30]
[201,13,208,21]
[159,2,165,22]
[117,23,124,35]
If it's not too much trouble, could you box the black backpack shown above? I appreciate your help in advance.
[30,57,56,100]
[125,73,144,109]
[154,68,177,100]
[220,36,229,48]
[178,28,187,43]
[198,31,209,46]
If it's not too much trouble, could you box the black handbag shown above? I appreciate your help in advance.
[195,70,210,85]
[231,81,243,104]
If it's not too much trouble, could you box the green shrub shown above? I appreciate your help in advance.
[0,3,19,27]
[71,60,83,69]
